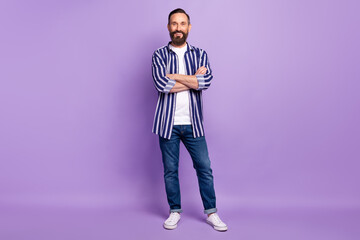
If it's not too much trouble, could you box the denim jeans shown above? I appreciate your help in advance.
[159,125,217,215]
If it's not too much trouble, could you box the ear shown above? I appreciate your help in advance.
[188,24,192,32]
[167,24,170,32]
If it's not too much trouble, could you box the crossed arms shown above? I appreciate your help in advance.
[152,50,213,94]
[166,66,207,93]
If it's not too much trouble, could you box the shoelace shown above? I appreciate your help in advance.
[168,213,179,222]
[211,214,222,224]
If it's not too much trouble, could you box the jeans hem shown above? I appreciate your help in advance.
[170,209,183,213]
[204,207,217,214]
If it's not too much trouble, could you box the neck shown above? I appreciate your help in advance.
[171,42,187,48]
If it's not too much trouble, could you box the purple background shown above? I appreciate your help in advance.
[1,0,359,239]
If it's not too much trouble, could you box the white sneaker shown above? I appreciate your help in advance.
[163,212,181,230]
[206,213,228,231]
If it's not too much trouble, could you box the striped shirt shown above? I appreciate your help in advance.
[151,42,213,139]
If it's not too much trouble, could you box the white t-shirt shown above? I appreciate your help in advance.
[169,44,191,125]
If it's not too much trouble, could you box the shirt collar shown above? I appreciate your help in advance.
[167,42,194,53]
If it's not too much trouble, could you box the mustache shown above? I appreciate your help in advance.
[171,30,185,36]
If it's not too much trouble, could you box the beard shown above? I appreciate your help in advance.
[170,30,188,46]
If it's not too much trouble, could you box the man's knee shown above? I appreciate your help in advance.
[193,158,212,174]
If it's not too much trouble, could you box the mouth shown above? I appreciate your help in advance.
[173,32,183,38]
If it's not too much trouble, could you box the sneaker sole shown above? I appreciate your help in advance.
[206,220,228,232]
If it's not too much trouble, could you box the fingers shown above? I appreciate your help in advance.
[195,66,207,75]
[166,74,174,79]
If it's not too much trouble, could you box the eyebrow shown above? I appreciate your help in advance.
[170,21,188,24]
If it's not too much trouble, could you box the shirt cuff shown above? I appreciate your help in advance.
[196,74,206,90]
[164,78,176,93]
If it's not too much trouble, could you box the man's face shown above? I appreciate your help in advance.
[168,13,192,46]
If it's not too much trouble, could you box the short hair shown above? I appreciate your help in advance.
[168,8,190,24]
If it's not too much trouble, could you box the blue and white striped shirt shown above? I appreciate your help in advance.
[151,42,213,139]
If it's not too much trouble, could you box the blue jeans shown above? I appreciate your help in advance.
[159,125,217,215]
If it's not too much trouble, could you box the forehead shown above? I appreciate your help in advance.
[169,13,189,23]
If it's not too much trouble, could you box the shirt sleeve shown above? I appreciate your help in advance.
[152,51,176,94]
[195,50,213,91]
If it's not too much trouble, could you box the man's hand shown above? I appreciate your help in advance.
[166,74,176,79]
[195,66,207,75]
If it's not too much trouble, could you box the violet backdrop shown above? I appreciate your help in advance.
[0,0,359,239]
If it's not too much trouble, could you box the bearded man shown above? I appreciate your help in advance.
[151,8,228,232]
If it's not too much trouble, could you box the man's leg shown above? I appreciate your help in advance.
[181,125,217,215]
[159,125,183,213]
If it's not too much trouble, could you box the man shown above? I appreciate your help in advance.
[151,8,228,232]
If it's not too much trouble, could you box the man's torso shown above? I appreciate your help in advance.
[152,43,213,139]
